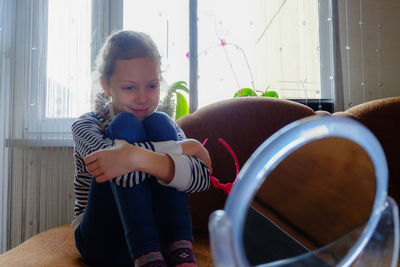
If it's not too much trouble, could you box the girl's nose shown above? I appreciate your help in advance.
[135,89,147,103]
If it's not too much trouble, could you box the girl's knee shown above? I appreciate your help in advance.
[107,112,146,143]
[143,112,178,141]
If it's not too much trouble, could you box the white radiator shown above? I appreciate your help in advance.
[7,146,75,250]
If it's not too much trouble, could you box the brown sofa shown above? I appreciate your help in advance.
[0,96,398,266]
[333,96,400,206]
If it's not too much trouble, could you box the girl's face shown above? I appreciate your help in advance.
[101,57,160,121]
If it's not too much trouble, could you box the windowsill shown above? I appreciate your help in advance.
[4,99,334,149]
[288,98,335,113]
[6,138,74,148]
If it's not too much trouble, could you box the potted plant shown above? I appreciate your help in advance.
[234,86,279,98]
[158,81,190,120]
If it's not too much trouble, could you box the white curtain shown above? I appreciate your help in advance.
[337,0,400,109]
[0,0,13,254]
[0,0,97,252]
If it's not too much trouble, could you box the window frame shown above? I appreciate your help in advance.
[318,0,336,101]
[41,0,122,134]
[16,0,122,136]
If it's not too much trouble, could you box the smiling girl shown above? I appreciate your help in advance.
[71,30,211,267]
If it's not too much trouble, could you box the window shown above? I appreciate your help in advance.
[16,0,93,135]
[46,0,91,119]
[33,0,92,134]
[197,0,329,108]
[123,0,189,91]
[122,0,330,110]
[20,0,333,134]
[197,0,258,107]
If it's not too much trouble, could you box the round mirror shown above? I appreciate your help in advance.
[244,137,375,265]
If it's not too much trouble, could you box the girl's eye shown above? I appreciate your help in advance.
[148,84,159,89]
[123,86,135,91]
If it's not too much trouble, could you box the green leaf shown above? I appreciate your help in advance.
[263,90,279,98]
[233,88,258,97]
[175,92,189,120]
[170,81,189,94]
[173,81,187,86]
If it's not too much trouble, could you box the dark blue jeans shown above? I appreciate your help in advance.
[74,112,193,266]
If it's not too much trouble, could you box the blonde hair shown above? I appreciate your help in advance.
[93,30,161,119]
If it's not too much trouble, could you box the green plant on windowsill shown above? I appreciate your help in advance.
[158,81,190,120]
[233,86,279,98]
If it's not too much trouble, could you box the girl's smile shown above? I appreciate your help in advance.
[131,108,149,116]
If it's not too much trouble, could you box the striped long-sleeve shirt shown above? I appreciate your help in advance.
[71,111,210,228]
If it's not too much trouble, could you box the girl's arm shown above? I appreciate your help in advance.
[72,113,179,187]
[84,140,176,183]
[72,112,181,158]
[179,139,212,173]
[75,113,211,192]
[85,139,212,193]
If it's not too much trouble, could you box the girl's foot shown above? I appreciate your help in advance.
[135,250,167,267]
[165,240,197,267]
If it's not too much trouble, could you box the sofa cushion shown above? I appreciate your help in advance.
[0,225,87,267]
[334,96,400,204]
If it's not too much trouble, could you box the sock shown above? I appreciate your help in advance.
[134,250,167,267]
[165,240,197,266]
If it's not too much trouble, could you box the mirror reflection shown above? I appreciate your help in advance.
[243,137,375,265]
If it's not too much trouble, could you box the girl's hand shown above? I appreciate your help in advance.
[179,139,213,174]
[84,140,140,183]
